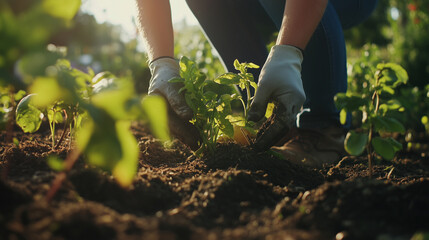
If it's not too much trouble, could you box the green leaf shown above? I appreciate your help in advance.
[219,117,234,138]
[372,116,405,133]
[169,77,184,83]
[42,0,81,21]
[226,115,246,126]
[47,156,65,172]
[344,131,368,156]
[377,63,408,87]
[371,137,395,160]
[47,108,64,124]
[250,81,258,91]
[141,95,170,142]
[91,80,134,120]
[16,94,44,133]
[245,62,260,69]
[233,59,241,71]
[215,73,240,85]
[29,77,67,107]
[76,114,122,171]
[381,85,395,94]
[334,93,367,112]
[387,137,403,152]
[339,109,347,125]
[204,80,238,96]
[112,121,139,187]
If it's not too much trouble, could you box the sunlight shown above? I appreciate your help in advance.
[80,0,198,40]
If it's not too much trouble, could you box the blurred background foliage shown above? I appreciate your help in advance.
[0,0,428,135]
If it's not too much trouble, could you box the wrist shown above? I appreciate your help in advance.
[149,57,180,74]
[269,45,304,64]
[149,56,176,65]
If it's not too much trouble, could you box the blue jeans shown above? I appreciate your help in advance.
[185,0,378,129]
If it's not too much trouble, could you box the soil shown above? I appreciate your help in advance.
[1,123,428,240]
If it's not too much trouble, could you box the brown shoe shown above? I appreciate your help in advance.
[272,126,347,168]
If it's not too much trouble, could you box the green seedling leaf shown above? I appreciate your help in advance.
[47,156,65,172]
[372,116,405,133]
[29,77,66,107]
[16,94,44,133]
[112,121,139,187]
[91,81,134,120]
[219,117,234,138]
[334,93,367,112]
[378,100,402,114]
[226,115,246,127]
[76,113,122,171]
[371,137,395,160]
[42,0,81,21]
[344,131,368,156]
[233,59,241,71]
[381,85,395,95]
[204,80,238,96]
[141,95,170,142]
[14,90,27,102]
[169,77,184,83]
[13,138,20,147]
[387,137,403,152]
[339,109,348,125]
[376,63,408,87]
[47,107,64,124]
[215,73,240,85]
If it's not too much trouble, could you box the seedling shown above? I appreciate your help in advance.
[171,57,259,155]
[16,58,169,188]
[335,62,408,177]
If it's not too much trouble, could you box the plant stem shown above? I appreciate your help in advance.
[54,110,69,150]
[46,148,81,202]
[367,125,373,178]
[246,82,251,117]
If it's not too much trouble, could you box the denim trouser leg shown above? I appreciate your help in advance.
[185,0,378,129]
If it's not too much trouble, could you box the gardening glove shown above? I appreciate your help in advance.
[248,45,306,151]
[149,57,199,150]
[149,57,193,120]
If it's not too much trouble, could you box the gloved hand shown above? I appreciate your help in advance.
[149,57,199,150]
[248,45,306,150]
[149,57,193,120]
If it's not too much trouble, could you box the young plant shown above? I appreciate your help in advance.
[16,59,91,149]
[335,62,408,177]
[215,60,259,144]
[171,57,259,155]
[16,57,169,188]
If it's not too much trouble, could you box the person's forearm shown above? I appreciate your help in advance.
[277,0,328,49]
[135,0,174,61]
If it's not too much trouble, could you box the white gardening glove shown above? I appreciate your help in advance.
[149,57,193,120]
[249,45,306,151]
[148,57,199,150]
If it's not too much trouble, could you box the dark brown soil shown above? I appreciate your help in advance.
[1,124,428,240]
